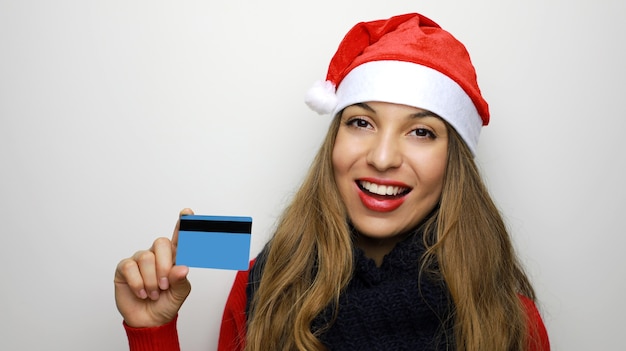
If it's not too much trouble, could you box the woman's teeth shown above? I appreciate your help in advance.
[360,180,408,196]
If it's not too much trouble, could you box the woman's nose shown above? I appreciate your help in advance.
[366,134,402,171]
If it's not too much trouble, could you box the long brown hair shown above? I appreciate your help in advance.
[245,113,538,350]
[424,126,537,350]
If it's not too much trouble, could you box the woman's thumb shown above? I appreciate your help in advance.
[167,265,192,302]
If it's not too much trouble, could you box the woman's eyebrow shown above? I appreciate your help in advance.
[410,110,439,119]
[351,103,439,119]
[353,102,376,112]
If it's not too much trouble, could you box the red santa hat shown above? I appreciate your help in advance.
[305,13,489,155]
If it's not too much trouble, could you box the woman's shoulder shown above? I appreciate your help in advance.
[218,259,257,351]
[518,295,551,351]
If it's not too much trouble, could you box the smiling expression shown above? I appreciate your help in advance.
[332,101,449,241]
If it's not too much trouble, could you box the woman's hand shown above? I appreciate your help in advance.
[114,208,193,327]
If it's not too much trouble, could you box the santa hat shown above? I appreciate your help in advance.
[305,13,489,155]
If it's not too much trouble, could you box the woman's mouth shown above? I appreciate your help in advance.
[358,180,410,197]
[356,180,411,212]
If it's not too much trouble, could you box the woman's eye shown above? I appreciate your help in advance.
[347,118,371,129]
[411,128,435,139]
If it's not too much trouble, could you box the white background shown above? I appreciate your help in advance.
[1,1,624,350]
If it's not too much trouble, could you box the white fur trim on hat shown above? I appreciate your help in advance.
[304,80,338,115]
[332,60,483,155]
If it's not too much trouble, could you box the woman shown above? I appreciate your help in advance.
[115,13,550,350]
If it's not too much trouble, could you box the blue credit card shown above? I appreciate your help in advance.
[176,215,252,270]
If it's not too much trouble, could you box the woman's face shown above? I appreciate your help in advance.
[332,101,448,240]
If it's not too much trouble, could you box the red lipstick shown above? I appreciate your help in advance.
[356,178,410,212]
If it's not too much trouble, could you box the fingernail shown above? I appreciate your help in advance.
[159,277,169,290]
[139,289,148,299]
[149,290,160,300]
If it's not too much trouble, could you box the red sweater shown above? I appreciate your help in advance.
[124,264,550,351]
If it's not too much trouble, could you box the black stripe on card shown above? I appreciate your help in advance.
[179,218,252,234]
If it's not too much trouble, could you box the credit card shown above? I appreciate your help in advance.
[176,215,252,270]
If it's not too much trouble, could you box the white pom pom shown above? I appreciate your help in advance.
[304,80,338,115]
